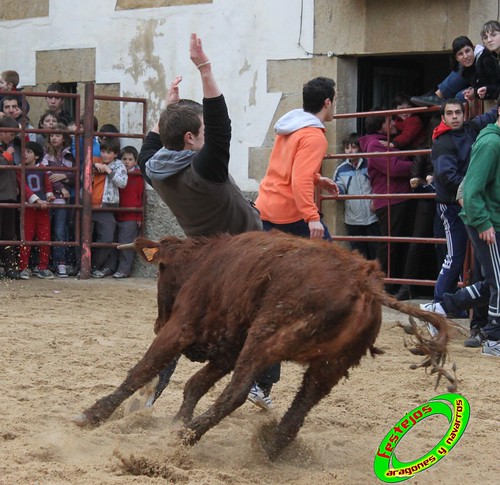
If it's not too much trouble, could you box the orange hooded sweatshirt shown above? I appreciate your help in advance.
[256,109,327,224]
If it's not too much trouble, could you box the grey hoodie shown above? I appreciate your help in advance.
[145,147,195,183]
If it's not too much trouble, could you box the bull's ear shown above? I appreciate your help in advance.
[134,237,161,264]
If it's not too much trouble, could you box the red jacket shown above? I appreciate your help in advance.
[116,167,144,222]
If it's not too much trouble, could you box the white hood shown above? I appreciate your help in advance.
[274,109,325,135]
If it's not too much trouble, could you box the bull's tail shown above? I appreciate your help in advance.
[379,292,458,392]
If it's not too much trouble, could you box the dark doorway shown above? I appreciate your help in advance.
[58,82,78,123]
[357,54,450,133]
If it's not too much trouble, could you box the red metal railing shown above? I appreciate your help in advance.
[319,103,474,289]
[0,85,147,279]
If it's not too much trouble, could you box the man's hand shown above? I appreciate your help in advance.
[317,176,339,197]
[190,33,210,69]
[166,76,182,106]
[308,220,324,240]
[479,226,496,245]
[410,177,420,189]
[61,188,70,199]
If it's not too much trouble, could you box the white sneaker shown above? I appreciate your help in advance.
[420,302,446,315]
[247,384,272,411]
[482,339,500,357]
[57,264,68,278]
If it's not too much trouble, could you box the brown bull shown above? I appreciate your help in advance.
[74,231,453,459]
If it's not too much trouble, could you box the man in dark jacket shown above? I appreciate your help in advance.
[421,99,497,316]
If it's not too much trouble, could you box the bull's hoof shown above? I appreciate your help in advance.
[177,426,198,447]
[70,412,102,429]
[256,421,283,460]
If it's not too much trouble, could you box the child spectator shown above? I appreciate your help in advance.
[0,70,30,114]
[91,136,127,278]
[0,116,21,279]
[390,94,425,149]
[36,111,59,146]
[333,133,379,260]
[41,123,75,277]
[113,146,144,278]
[19,141,55,280]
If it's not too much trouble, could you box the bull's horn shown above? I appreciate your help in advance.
[117,242,136,251]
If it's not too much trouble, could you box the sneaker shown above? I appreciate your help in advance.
[410,94,442,107]
[420,302,446,315]
[32,266,40,275]
[247,384,273,411]
[426,322,439,337]
[66,265,78,277]
[37,269,55,280]
[0,267,5,279]
[101,267,114,277]
[113,271,128,279]
[481,339,500,357]
[19,269,31,280]
[464,328,486,348]
[6,269,20,280]
[91,269,105,278]
[57,264,68,278]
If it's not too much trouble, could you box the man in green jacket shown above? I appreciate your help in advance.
[461,99,500,356]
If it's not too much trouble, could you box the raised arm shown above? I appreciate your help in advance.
[190,33,221,99]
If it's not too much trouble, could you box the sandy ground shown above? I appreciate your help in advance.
[0,276,498,485]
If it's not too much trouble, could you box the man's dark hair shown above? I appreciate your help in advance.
[25,141,44,162]
[100,136,121,155]
[302,77,336,114]
[46,83,64,93]
[364,107,387,134]
[342,132,360,148]
[2,95,19,107]
[440,98,464,116]
[159,101,203,151]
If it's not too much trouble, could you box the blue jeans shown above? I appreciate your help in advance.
[438,70,469,101]
[434,204,468,302]
[51,203,69,264]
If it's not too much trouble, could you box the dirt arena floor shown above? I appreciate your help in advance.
[0,277,498,484]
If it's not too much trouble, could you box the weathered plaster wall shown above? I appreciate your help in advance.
[0,0,315,192]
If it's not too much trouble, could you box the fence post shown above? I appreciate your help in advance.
[80,83,95,279]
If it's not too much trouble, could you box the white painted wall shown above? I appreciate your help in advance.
[0,0,315,190]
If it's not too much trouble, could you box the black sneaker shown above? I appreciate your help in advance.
[410,94,442,107]
[464,328,486,348]
[6,269,20,280]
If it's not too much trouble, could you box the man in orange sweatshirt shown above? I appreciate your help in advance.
[256,77,339,240]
